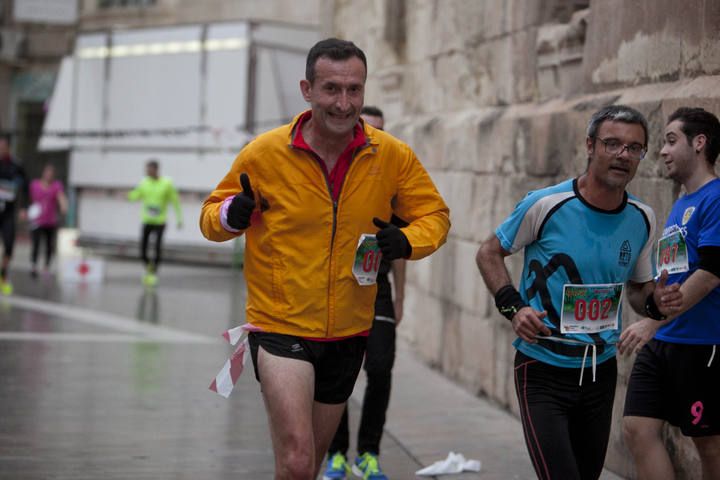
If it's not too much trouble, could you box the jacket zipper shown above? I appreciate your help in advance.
[327,143,372,336]
[290,141,373,336]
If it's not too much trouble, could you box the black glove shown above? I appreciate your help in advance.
[227,173,256,230]
[373,217,411,260]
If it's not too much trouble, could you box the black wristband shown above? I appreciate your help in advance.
[644,292,667,321]
[698,246,720,280]
[494,285,528,321]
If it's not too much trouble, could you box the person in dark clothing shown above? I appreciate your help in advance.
[324,107,407,480]
[0,135,29,294]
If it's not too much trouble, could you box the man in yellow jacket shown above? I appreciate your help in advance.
[200,38,450,480]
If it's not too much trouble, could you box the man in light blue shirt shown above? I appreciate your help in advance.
[477,105,681,480]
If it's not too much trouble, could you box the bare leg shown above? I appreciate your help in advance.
[623,416,674,480]
[692,435,720,480]
[312,401,348,477]
[257,347,317,480]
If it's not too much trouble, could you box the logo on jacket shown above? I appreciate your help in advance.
[619,240,631,267]
[682,207,695,225]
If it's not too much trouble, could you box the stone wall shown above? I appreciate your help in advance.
[333,1,720,478]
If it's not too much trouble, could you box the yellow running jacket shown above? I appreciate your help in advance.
[200,112,450,338]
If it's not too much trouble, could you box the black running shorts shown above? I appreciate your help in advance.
[248,331,367,404]
[624,338,720,436]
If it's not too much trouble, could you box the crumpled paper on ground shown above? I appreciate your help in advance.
[415,451,482,476]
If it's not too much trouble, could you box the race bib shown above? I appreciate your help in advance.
[656,230,689,274]
[352,234,382,286]
[560,283,623,334]
[147,205,161,217]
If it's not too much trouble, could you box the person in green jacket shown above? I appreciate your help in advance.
[128,159,182,286]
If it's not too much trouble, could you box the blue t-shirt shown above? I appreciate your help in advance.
[496,178,656,368]
[656,178,720,344]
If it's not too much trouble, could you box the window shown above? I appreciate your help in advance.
[545,0,590,23]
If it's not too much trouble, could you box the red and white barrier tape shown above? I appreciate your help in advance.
[209,323,261,398]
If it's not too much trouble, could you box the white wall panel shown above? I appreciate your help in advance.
[76,192,231,248]
[69,150,238,192]
[105,26,203,149]
[204,22,250,149]
[39,57,73,151]
[75,34,108,148]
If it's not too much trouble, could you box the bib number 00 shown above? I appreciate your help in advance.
[352,234,382,286]
[572,298,613,322]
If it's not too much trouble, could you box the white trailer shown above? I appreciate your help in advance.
[40,20,318,263]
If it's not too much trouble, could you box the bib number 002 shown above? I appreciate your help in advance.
[572,298,613,322]
[560,283,623,334]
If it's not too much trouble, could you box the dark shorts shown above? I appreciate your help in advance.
[248,331,367,405]
[624,338,720,436]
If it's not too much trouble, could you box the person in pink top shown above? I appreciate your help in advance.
[28,164,67,277]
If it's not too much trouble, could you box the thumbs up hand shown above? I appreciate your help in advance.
[373,217,411,261]
[227,173,256,230]
[653,269,682,316]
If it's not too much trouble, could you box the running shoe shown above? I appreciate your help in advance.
[352,452,388,480]
[323,452,349,480]
[0,280,12,295]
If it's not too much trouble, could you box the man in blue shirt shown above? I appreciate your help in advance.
[477,105,681,480]
[622,107,720,480]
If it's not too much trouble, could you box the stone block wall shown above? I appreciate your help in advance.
[333,1,720,478]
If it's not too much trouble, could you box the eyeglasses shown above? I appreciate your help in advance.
[595,137,646,160]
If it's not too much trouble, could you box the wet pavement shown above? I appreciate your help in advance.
[0,241,623,479]
[0,250,274,479]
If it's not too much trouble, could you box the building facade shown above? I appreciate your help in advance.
[0,0,76,181]
[330,0,720,478]
[35,0,321,259]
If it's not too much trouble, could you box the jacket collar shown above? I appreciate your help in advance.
[288,110,378,149]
